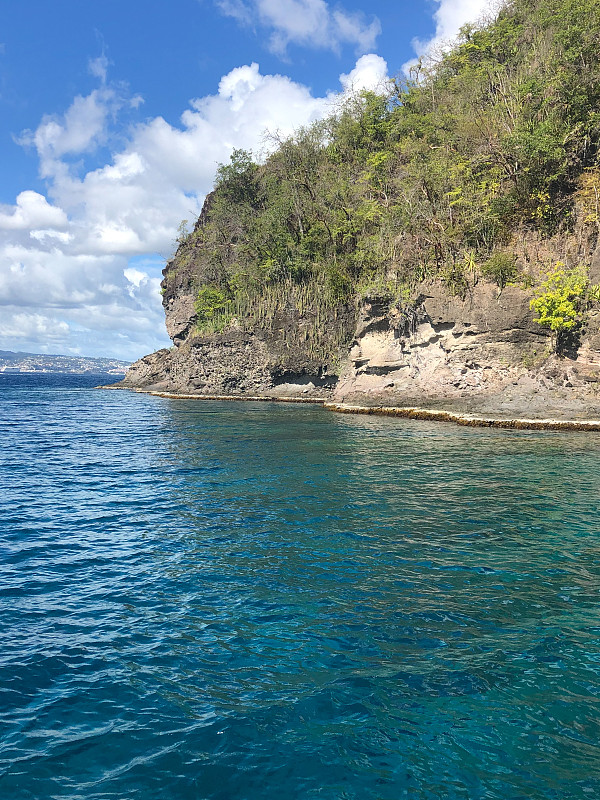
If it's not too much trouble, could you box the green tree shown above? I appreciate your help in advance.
[530,264,588,351]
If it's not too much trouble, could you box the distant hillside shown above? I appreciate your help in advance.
[0,351,130,375]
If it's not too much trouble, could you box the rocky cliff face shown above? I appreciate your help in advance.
[122,195,354,397]
[120,324,345,398]
[337,282,600,419]
[121,214,600,419]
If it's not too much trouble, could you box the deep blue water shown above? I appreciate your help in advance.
[1,373,600,799]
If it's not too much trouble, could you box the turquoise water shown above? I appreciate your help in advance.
[1,374,600,799]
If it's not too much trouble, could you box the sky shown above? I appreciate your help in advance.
[0,0,495,361]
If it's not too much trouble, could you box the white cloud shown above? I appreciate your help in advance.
[216,0,380,55]
[0,55,389,360]
[124,267,147,288]
[19,88,119,168]
[29,229,72,244]
[89,54,110,85]
[340,54,389,95]
[0,311,70,342]
[406,0,497,72]
[0,191,67,230]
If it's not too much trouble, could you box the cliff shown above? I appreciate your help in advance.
[121,213,600,419]
[120,0,600,420]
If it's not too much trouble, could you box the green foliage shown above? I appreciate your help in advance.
[481,252,519,288]
[441,261,470,297]
[173,0,600,346]
[588,283,600,305]
[529,264,588,350]
[356,273,398,302]
[214,149,258,205]
[195,286,232,331]
[326,267,353,300]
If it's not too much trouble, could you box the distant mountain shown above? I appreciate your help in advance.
[0,350,130,375]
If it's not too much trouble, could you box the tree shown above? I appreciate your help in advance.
[530,264,588,352]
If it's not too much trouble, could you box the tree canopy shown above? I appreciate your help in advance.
[170,0,600,334]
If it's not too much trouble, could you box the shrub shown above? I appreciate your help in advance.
[529,264,588,351]
[481,252,519,289]
[440,261,469,297]
[326,267,353,300]
[195,286,231,330]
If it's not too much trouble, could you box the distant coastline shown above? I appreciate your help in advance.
[0,350,130,376]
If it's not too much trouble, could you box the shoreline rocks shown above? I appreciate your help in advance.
[99,384,600,432]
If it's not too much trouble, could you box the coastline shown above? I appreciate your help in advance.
[98,384,600,431]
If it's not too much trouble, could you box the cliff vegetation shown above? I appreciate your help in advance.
[123,0,600,417]
[169,0,600,340]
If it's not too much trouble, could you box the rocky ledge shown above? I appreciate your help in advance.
[115,193,600,423]
[118,271,600,423]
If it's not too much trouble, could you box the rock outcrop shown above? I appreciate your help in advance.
[121,297,355,399]
[337,284,600,420]
[120,204,600,420]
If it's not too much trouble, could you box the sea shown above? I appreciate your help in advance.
[1,373,600,799]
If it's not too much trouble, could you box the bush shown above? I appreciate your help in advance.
[481,252,519,289]
[195,286,231,330]
[326,267,353,300]
[529,264,588,351]
[440,262,469,297]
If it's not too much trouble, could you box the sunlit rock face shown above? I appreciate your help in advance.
[121,196,600,420]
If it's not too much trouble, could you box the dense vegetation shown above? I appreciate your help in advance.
[171,0,600,338]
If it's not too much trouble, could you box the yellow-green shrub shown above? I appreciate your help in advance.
[529,265,588,349]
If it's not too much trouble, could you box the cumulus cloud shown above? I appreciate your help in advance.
[405,0,497,72]
[340,54,389,94]
[216,0,380,55]
[0,311,70,343]
[0,55,389,360]
[18,88,120,175]
[0,191,67,231]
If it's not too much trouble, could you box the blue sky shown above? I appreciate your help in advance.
[0,0,493,360]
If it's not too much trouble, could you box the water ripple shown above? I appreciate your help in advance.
[1,374,600,798]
